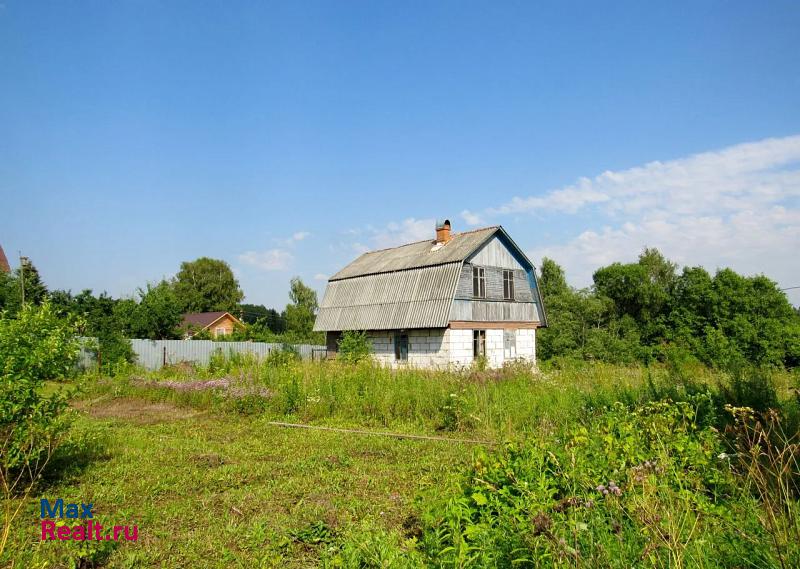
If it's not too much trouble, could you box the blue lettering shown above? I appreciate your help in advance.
[40,498,63,519]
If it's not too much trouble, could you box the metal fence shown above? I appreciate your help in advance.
[78,338,326,371]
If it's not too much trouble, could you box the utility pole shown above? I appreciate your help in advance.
[18,252,26,306]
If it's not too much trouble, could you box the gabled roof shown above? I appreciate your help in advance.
[180,311,243,331]
[330,226,499,281]
[0,245,9,273]
[315,225,546,332]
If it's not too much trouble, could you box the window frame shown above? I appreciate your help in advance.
[394,333,409,362]
[472,329,486,358]
[472,266,486,299]
[503,269,515,301]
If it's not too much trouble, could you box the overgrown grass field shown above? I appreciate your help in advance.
[3,356,799,567]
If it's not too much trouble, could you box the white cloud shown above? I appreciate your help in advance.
[490,135,800,218]
[474,135,800,303]
[461,209,484,226]
[313,273,329,281]
[273,231,311,247]
[369,217,435,249]
[238,249,293,271]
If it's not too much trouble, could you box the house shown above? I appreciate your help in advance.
[180,311,245,338]
[0,245,9,273]
[314,220,547,368]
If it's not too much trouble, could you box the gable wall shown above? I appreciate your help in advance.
[468,236,526,269]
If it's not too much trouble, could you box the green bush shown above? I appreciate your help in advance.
[418,398,782,567]
[264,344,301,368]
[0,301,80,472]
[337,331,372,364]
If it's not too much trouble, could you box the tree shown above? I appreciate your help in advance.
[240,303,268,324]
[173,257,244,313]
[539,258,569,299]
[284,277,318,338]
[265,308,287,334]
[0,257,48,316]
[120,281,183,340]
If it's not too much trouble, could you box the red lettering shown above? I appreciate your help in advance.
[124,525,138,541]
[57,526,71,540]
[40,520,56,540]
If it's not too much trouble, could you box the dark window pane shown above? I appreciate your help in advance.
[395,333,408,361]
[472,330,486,357]
[503,270,514,300]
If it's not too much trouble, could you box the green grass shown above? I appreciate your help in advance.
[4,359,798,567]
[7,396,471,568]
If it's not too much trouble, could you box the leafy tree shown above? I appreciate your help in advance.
[539,257,569,299]
[240,303,268,324]
[285,277,318,339]
[120,281,182,340]
[173,257,244,313]
[49,289,135,370]
[0,257,48,315]
[265,308,287,334]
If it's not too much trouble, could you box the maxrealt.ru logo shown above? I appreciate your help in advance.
[40,499,138,542]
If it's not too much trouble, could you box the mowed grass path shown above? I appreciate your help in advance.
[12,395,472,568]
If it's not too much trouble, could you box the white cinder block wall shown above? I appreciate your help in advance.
[448,329,473,366]
[365,328,535,369]
[516,329,536,363]
[367,329,449,369]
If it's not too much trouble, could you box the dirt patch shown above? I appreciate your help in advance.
[134,378,273,398]
[76,397,206,425]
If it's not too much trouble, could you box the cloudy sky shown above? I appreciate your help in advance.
[2,1,799,307]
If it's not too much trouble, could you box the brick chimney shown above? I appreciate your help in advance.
[435,219,452,244]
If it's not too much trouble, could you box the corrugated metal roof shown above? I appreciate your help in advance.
[314,262,462,331]
[330,226,499,281]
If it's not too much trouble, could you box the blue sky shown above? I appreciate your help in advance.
[1,1,799,308]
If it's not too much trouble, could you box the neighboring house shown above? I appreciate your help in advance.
[0,245,9,273]
[314,220,547,369]
[180,311,244,338]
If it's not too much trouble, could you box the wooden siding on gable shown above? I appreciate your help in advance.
[468,236,525,270]
[455,264,534,303]
[450,299,540,322]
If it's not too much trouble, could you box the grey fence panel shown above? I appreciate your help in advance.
[79,338,325,371]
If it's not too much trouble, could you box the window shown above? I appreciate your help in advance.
[394,333,409,361]
[504,329,516,358]
[215,327,227,338]
[472,330,486,358]
[472,266,486,298]
[503,270,515,300]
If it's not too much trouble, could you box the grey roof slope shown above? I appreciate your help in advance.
[316,226,522,332]
[315,224,548,332]
[315,262,463,331]
[330,226,499,281]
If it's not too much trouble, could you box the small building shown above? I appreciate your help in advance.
[314,220,547,368]
[0,245,9,273]
[180,311,245,338]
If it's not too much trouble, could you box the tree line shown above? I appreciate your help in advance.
[2,248,798,370]
[0,256,321,369]
[538,248,800,368]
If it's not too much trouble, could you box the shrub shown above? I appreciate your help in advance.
[0,302,81,556]
[264,344,301,368]
[419,398,780,567]
[0,301,80,471]
[337,331,372,364]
